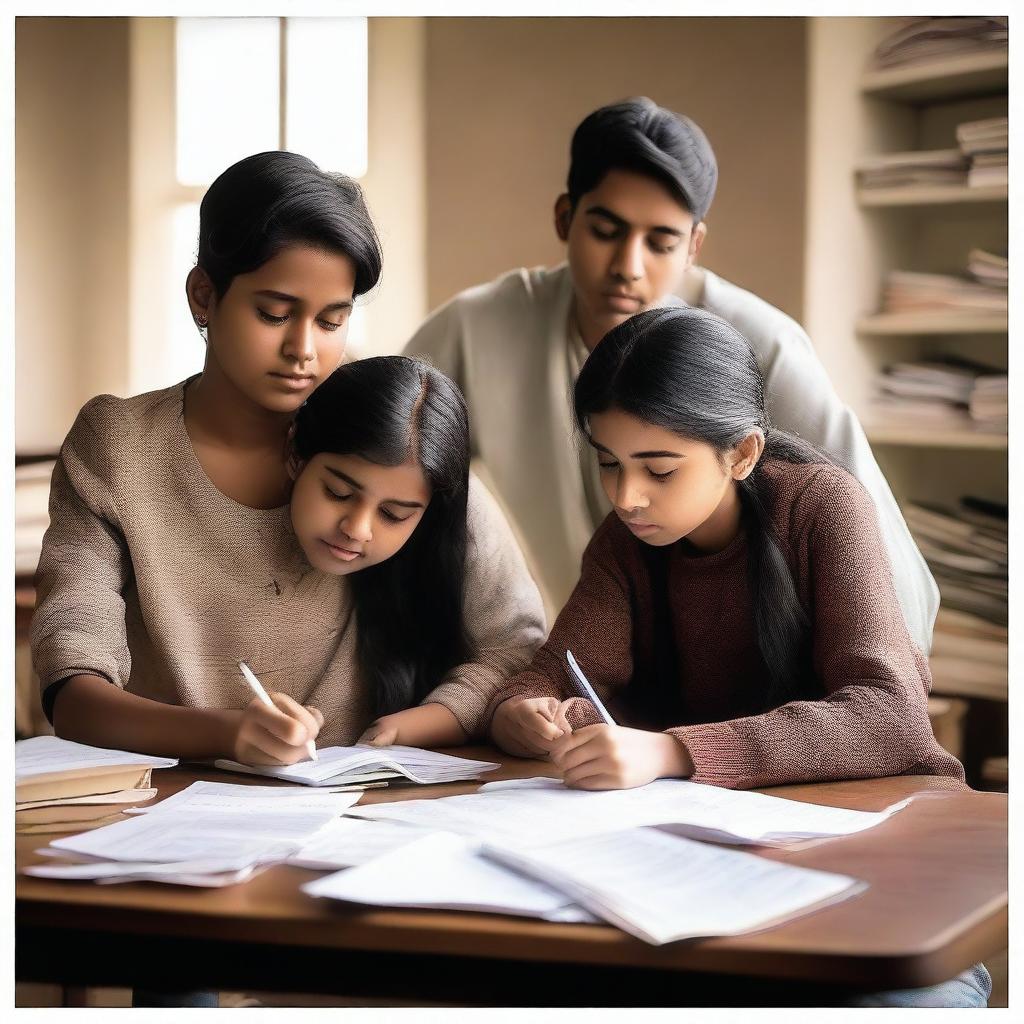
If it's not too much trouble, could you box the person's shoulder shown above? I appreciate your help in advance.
[761,458,874,534]
[448,263,569,318]
[698,268,811,350]
[72,381,184,443]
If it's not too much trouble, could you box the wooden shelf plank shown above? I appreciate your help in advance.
[865,423,1007,450]
[860,51,1008,102]
[857,312,1008,336]
[858,183,1007,207]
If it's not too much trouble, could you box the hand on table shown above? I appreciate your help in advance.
[357,717,401,747]
[232,693,323,765]
[549,724,692,790]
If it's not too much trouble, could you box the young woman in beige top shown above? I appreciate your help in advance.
[32,152,544,765]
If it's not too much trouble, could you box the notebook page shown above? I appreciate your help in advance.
[486,827,865,945]
[49,806,337,862]
[350,779,910,847]
[126,781,362,816]
[16,735,178,779]
[287,817,434,869]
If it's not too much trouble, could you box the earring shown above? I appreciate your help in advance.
[195,314,208,328]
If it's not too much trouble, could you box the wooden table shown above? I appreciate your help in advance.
[16,750,1007,1006]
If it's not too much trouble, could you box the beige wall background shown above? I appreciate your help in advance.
[16,15,808,450]
[424,17,807,317]
[16,18,132,452]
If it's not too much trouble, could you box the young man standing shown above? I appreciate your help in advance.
[405,97,937,654]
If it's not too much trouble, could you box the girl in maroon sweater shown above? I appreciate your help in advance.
[487,306,962,792]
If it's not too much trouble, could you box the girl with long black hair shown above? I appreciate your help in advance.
[487,305,963,793]
[288,355,542,747]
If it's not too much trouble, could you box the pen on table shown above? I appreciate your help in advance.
[238,661,318,762]
[565,650,616,726]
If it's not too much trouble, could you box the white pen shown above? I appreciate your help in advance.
[565,650,616,726]
[238,661,318,762]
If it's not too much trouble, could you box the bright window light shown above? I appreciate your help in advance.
[176,18,281,186]
[285,18,368,177]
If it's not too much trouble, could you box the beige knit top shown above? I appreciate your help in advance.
[31,380,547,744]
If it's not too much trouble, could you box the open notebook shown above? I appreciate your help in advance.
[213,744,500,787]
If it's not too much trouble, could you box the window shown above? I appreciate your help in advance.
[131,17,370,393]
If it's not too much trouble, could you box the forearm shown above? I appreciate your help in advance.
[386,703,469,748]
[51,674,241,760]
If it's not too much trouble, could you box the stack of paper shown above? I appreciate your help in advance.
[856,149,967,190]
[214,745,500,787]
[881,272,1008,314]
[16,736,177,834]
[872,357,1007,434]
[486,828,865,945]
[24,782,361,887]
[867,17,1007,71]
[905,497,1008,656]
[302,832,596,923]
[957,118,1008,188]
[967,249,1008,288]
[345,777,911,849]
[301,826,863,946]
[287,817,436,870]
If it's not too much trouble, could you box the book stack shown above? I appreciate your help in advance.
[855,149,967,191]
[967,248,1008,288]
[905,499,1008,700]
[16,736,176,834]
[868,16,1007,71]
[872,357,1006,433]
[15,459,55,577]
[880,270,1008,315]
[957,117,1008,188]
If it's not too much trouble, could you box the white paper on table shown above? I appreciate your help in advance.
[125,781,362,816]
[485,827,866,945]
[15,735,178,779]
[48,806,338,863]
[287,817,436,869]
[24,853,263,880]
[301,831,596,922]
[347,778,911,848]
[214,745,499,786]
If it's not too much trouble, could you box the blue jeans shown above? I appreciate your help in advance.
[845,963,991,1008]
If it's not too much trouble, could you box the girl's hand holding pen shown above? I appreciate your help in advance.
[549,725,693,790]
[490,696,572,758]
[232,693,324,766]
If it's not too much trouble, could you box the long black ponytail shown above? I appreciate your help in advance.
[292,356,472,717]
[574,306,830,711]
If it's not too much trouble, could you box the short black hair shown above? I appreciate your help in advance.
[567,97,718,222]
[197,151,383,298]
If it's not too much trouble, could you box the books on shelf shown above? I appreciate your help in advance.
[967,249,1008,287]
[868,17,1007,71]
[904,499,1007,631]
[956,117,1008,188]
[881,271,1007,314]
[855,149,967,190]
[872,358,1006,435]
[15,459,55,577]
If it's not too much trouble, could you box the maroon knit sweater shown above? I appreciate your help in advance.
[486,459,964,790]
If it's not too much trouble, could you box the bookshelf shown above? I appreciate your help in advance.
[857,182,1006,207]
[856,312,1007,335]
[805,18,1008,784]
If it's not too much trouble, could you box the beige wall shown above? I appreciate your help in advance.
[16,18,131,452]
[423,17,807,321]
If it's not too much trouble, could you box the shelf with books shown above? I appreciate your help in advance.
[860,50,1007,102]
[856,312,1007,336]
[864,423,1007,450]
[857,182,1006,207]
